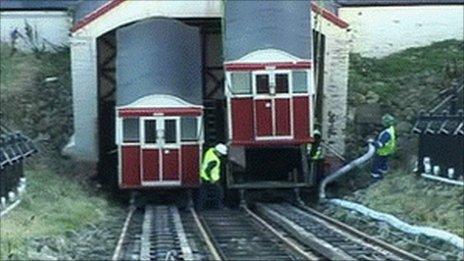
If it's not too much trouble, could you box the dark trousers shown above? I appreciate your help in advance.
[197,182,224,210]
[371,154,389,178]
[309,159,325,185]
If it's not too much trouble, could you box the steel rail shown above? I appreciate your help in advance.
[257,203,355,260]
[296,204,425,261]
[112,205,136,261]
[242,206,321,260]
[189,208,223,261]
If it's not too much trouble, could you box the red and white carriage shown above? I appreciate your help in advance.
[116,95,203,189]
[114,18,203,190]
[223,0,314,189]
[225,49,313,146]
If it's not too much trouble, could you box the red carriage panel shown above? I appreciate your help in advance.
[181,145,200,187]
[231,98,254,142]
[142,149,159,182]
[275,98,291,136]
[161,149,180,181]
[122,146,141,187]
[255,99,273,137]
[293,96,310,141]
[117,95,203,189]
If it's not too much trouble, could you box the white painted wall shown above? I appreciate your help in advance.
[339,5,464,57]
[0,11,71,50]
[313,11,350,154]
[63,36,98,161]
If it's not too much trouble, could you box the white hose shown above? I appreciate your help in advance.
[330,199,464,250]
[421,173,464,186]
[318,142,464,251]
[319,143,376,199]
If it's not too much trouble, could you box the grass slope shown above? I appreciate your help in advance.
[0,166,119,260]
[334,40,464,249]
[0,44,73,161]
[0,44,123,260]
[345,171,464,238]
[346,40,464,160]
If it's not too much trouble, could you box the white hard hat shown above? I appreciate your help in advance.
[215,143,228,155]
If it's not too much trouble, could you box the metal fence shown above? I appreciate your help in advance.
[0,124,38,198]
[413,77,464,180]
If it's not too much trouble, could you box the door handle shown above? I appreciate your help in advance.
[164,149,170,154]
[265,102,271,108]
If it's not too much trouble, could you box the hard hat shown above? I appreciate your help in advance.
[215,143,228,155]
[382,114,396,127]
[313,129,321,137]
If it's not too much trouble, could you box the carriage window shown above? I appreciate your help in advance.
[181,117,198,141]
[231,73,251,94]
[123,118,140,143]
[256,74,269,94]
[165,119,177,144]
[292,71,307,93]
[275,74,289,94]
[144,120,157,144]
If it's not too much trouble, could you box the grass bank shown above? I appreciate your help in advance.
[346,40,464,161]
[0,43,72,163]
[345,171,464,238]
[0,165,123,260]
[1,43,124,260]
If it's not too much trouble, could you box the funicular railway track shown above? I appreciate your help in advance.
[113,202,422,260]
[113,205,195,261]
[195,208,318,260]
[256,203,424,261]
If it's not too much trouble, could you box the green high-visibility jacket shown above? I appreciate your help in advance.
[377,126,396,156]
[200,148,221,183]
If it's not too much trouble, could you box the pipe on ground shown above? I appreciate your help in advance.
[330,199,464,250]
[319,143,376,199]
[318,142,464,251]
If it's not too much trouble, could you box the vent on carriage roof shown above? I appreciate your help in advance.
[412,78,464,136]
[335,0,464,6]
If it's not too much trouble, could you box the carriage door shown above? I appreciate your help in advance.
[254,72,292,138]
[141,117,181,185]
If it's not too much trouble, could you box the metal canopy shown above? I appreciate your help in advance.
[224,0,312,61]
[116,18,202,106]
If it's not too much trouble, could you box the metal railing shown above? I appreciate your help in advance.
[0,124,38,199]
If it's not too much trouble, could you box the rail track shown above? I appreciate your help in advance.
[112,202,422,260]
[196,208,318,260]
[256,203,424,261]
[113,205,195,261]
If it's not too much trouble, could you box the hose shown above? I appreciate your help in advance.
[318,142,464,250]
[331,199,464,250]
[319,143,375,199]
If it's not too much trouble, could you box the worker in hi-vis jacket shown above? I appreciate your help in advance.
[370,114,397,180]
[198,143,228,210]
[308,129,325,185]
